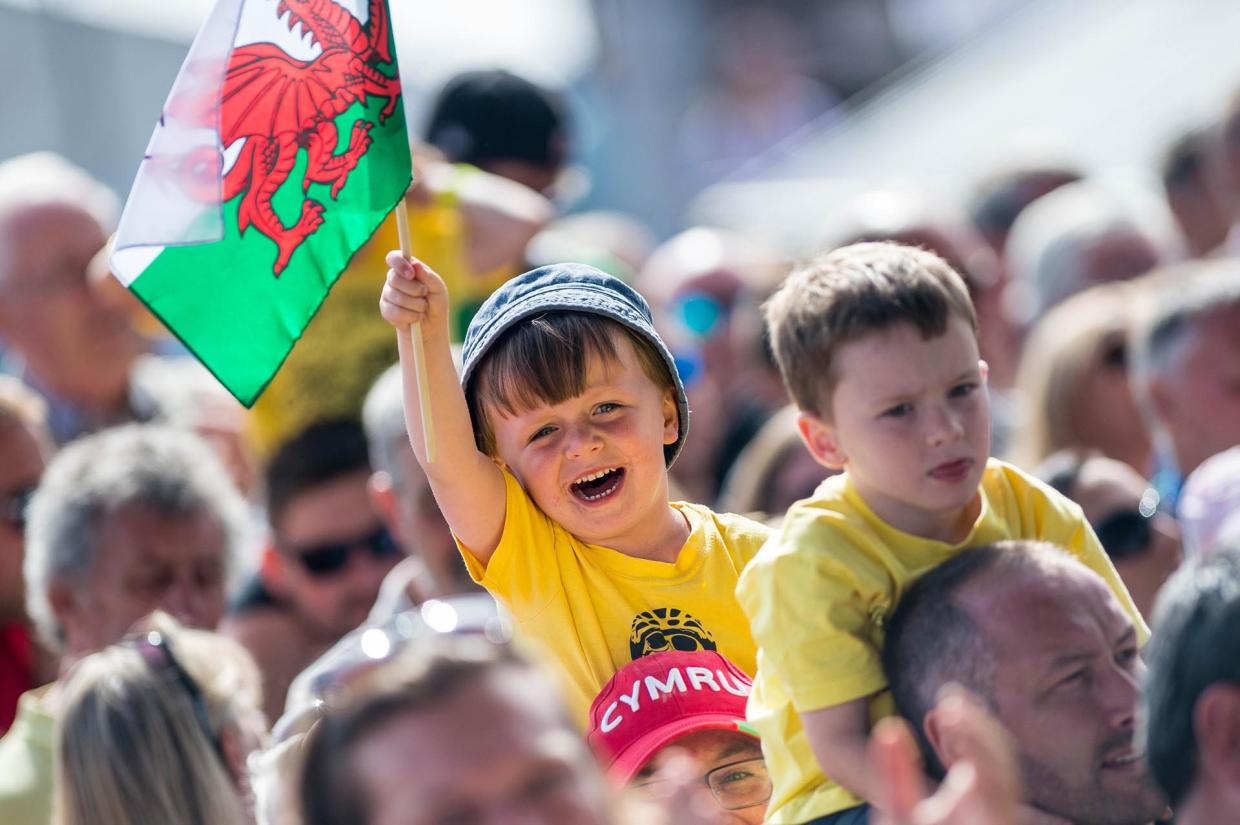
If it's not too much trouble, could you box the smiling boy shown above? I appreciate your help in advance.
[736,242,1148,824]
[380,255,769,723]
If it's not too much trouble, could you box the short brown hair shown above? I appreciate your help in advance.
[765,242,977,416]
[466,312,675,456]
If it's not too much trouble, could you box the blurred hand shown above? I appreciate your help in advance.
[870,687,1023,825]
[379,252,449,332]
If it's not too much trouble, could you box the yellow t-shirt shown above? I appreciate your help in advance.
[735,458,1148,824]
[461,469,770,726]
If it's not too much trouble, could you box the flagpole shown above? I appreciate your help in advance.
[395,204,437,464]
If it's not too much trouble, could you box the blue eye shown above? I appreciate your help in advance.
[882,403,912,418]
[949,383,978,398]
[529,425,556,443]
[595,402,620,415]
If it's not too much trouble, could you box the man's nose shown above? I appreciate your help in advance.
[1100,660,1143,730]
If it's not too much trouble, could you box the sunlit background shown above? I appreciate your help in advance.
[4,0,1239,241]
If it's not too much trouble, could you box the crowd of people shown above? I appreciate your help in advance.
[0,60,1239,825]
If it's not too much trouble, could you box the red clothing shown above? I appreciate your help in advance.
[0,623,35,734]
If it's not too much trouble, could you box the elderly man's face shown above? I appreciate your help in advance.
[349,666,613,825]
[959,564,1167,824]
[0,202,138,407]
[55,501,229,656]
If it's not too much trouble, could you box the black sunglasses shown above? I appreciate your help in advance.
[284,526,400,577]
[0,485,36,533]
[1094,489,1161,561]
[128,630,226,762]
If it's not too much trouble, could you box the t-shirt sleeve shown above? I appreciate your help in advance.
[1031,484,1151,644]
[456,468,557,600]
[738,527,890,713]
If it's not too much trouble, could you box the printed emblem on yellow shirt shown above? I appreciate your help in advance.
[629,608,718,659]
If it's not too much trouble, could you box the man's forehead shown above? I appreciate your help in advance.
[959,563,1128,655]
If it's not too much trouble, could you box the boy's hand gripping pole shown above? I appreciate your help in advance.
[395,205,437,463]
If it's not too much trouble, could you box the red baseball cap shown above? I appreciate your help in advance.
[586,650,756,785]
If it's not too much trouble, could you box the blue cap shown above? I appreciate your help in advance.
[461,263,690,466]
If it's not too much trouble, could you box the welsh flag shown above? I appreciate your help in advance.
[111,0,411,405]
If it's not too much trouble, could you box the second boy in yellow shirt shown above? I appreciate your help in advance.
[737,242,1146,824]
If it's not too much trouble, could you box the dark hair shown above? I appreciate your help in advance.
[298,638,533,825]
[265,419,371,529]
[1143,546,1240,807]
[764,242,977,416]
[882,545,1008,778]
[465,312,675,456]
[425,69,566,170]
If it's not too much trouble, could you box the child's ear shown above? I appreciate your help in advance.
[661,389,679,446]
[798,411,847,470]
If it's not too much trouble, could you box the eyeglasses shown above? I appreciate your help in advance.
[284,526,401,577]
[635,756,771,812]
[1094,488,1160,561]
[0,485,36,533]
[127,630,225,761]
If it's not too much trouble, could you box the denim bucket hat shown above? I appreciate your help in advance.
[461,263,690,466]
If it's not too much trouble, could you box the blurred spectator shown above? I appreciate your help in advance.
[1130,262,1240,506]
[1144,547,1240,825]
[0,379,54,734]
[1039,449,1182,620]
[0,424,246,823]
[54,618,265,825]
[0,153,149,445]
[1005,178,1174,325]
[223,420,404,724]
[884,541,1168,825]
[1161,127,1231,258]
[1178,447,1240,560]
[297,635,617,825]
[1215,87,1240,236]
[588,650,769,823]
[362,363,476,602]
[526,210,657,281]
[427,69,569,197]
[680,7,838,190]
[717,405,832,523]
[1009,281,1151,474]
[969,162,1083,255]
[637,227,787,503]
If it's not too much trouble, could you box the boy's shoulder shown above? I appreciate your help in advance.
[747,473,865,564]
[676,501,773,550]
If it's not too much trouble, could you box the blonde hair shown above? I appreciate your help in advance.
[54,621,263,825]
[1009,281,1137,469]
[764,242,976,417]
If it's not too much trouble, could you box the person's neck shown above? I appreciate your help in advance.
[598,502,692,564]
[856,482,981,545]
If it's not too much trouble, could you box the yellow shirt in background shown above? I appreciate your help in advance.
[461,469,770,726]
[736,458,1148,824]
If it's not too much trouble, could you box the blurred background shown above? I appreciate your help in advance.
[7,0,1239,242]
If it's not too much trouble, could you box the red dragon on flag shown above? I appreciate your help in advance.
[210,0,401,274]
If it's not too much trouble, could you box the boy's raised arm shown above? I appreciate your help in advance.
[380,251,506,563]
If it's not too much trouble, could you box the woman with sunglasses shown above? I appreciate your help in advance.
[1040,449,1184,618]
[52,617,266,825]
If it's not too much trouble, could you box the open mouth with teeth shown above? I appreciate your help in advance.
[1100,750,1145,770]
[570,467,626,502]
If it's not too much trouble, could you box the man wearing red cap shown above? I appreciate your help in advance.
[587,650,770,823]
